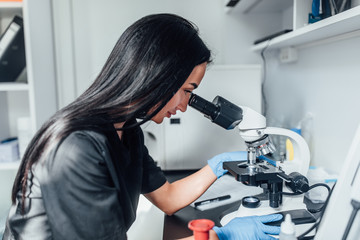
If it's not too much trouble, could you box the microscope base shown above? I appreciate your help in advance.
[220,196,316,236]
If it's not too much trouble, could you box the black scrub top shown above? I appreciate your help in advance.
[3,122,167,240]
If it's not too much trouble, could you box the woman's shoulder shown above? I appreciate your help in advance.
[49,129,112,167]
[67,129,108,141]
[38,129,115,181]
[62,129,110,151]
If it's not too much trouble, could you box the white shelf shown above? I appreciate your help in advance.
[0,160,20,170]
[252,5,360,51]
[0,82,28,91]
[0,0,57,175]
[0,1,22,10]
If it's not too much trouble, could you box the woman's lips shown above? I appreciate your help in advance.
[167,111,176,118]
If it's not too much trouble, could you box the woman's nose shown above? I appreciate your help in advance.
[177,98,189,112]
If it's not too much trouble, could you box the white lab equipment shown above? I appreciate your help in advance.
[315,123,360,239]
[279,214,297,240]
[17,117,32,158]
[188,93,313,236]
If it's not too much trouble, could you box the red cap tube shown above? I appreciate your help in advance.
[188,219,215,240]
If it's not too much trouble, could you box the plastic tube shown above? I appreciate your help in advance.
[188,219,215,240]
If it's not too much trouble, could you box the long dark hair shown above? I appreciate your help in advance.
[11,13,211,206]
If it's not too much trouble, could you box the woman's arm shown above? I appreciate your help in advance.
[144,164,216,215]
[144,151,247,215]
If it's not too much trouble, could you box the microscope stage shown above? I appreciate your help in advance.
[223,160,283,185]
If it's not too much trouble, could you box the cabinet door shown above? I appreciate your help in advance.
[0,2,24,141]
[0,168,17,219]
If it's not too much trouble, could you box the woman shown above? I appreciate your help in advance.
[3,14,281,239]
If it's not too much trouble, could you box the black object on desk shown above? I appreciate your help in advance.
[264,209,316,226]
[194,195,231,208]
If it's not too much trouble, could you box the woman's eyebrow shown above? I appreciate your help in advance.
[190,83,198,89]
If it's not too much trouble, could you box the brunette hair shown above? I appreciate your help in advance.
[11,13,211,207]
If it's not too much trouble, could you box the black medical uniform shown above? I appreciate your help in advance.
[3,121,167,240]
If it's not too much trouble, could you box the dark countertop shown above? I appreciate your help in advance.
[163,200,241,240]
[162,170,323,240]
[162,170,241,240]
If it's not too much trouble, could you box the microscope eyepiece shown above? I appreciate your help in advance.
[188,94,220,121]
[189,93,243,130]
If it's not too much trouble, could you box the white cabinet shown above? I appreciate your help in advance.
[252,4,360,52]
[0,0,58,225]
[0,0,57,165]
[0,2,26,144]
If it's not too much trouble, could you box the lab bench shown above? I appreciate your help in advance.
[162,170,323,240]
[163,197,241,239]
[163,170,240,239]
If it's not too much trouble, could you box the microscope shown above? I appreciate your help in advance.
[188,94,313,228]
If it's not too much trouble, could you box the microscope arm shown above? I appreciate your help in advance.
[264,127,310,176]
[188,93,310,176]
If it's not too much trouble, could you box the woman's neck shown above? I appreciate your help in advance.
[114,122,125,140]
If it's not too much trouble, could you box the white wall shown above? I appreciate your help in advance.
[46,1,360,238]
[263,35,360,173]
[53,0,282,107]
[53,0,360,176]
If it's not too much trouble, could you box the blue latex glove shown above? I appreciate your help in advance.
[213,214,283,240]
[208,151,247,178]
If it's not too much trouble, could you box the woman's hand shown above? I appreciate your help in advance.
[213,214,283,240]
[207,151,247,178]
